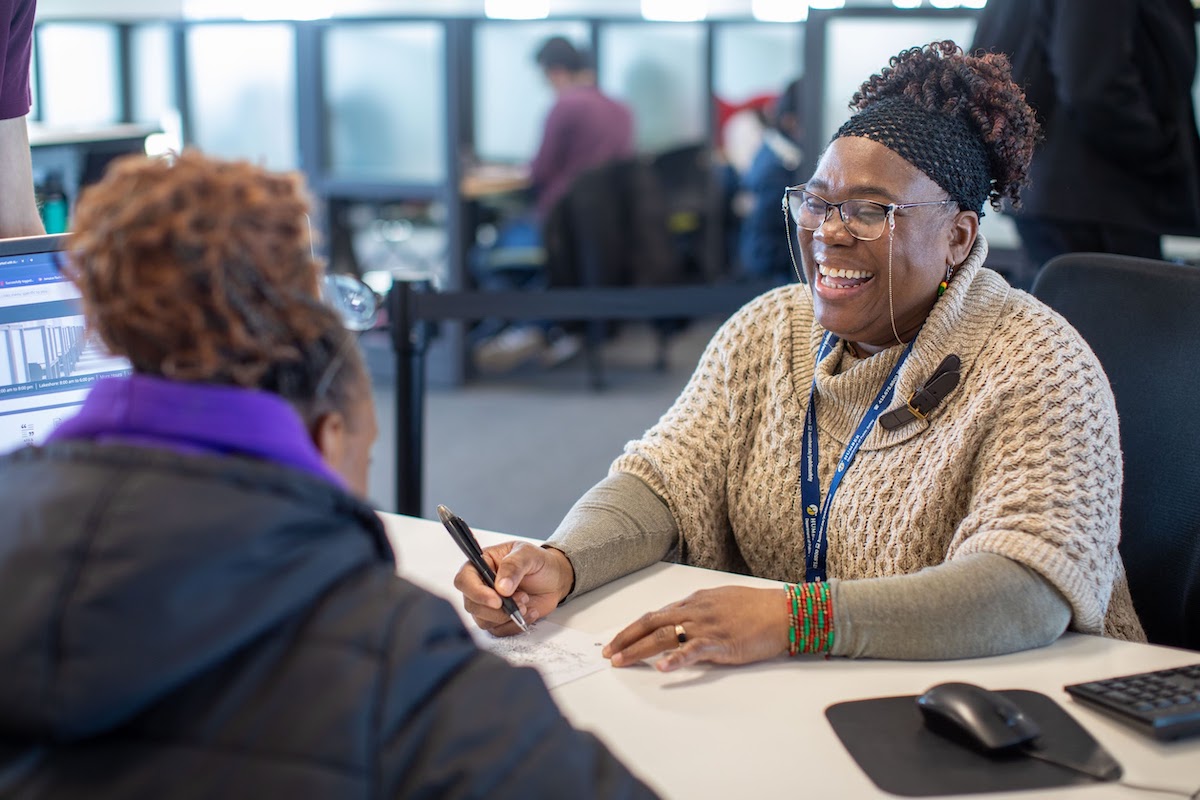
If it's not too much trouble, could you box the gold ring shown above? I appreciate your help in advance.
[675,623,688,646]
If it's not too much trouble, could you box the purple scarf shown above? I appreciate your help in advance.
[48,374,344,488]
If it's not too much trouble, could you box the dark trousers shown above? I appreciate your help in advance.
[1016,218,1164,272]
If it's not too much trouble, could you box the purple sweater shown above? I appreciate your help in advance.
[529,86,634,219]
[48,374,344,487]
[0,0,35,120]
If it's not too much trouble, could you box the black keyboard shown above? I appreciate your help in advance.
[1065,663,1200,741]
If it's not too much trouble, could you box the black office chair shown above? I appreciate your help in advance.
[1031,253,1200,651]
[651,142,713,281]
[543,156,681,389]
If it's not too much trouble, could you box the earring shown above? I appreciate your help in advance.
[937,263,954,297]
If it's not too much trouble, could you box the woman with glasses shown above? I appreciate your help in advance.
[458,41,1145,666]
[0,153,654,797]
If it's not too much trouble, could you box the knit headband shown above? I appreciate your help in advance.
[832,96,991,215]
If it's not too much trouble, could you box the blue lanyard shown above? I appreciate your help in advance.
[800,332,916,582]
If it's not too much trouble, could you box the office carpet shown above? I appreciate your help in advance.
[365,319,720,538]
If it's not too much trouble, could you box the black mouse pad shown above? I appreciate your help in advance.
[825,690,1121,797]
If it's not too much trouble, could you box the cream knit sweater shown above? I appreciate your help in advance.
[611,236,1144,641]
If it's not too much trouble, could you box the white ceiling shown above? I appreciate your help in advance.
[38,0,916,21]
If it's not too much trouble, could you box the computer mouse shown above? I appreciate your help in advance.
[916,682,1042,753]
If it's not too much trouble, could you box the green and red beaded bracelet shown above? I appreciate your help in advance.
[785,581,834,656]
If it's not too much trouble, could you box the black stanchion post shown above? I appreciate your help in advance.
[389,279,430,518]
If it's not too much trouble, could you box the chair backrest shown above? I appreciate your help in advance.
[651,142,713,280]
[1032,253,1200,650]
[543,156,679,290]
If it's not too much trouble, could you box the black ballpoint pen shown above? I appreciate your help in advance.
[437,504,530,633]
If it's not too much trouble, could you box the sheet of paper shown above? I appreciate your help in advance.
[473,620,608,689]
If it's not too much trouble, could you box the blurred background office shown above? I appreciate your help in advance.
[21,0,1200,538]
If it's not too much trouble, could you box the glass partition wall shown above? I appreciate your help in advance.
[35,23,121,127]
[472,20,590,165]
[186,23,298,170]
[324,22,447,184]
[598,22,707,155]
[28,8,1100,385]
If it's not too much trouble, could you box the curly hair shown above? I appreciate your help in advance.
[66,150,365,422]
[850,40,1040,211]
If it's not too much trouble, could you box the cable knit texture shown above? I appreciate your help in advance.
[612,236,1145,641]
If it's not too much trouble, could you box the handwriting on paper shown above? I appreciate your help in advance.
[474,620,607,689]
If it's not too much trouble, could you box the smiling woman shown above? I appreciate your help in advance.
[454,41,1147,668]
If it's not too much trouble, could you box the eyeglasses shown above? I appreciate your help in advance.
[321,273,379,332]
[783,185,954,242]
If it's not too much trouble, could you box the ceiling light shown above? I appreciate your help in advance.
[484,0,549,19]
[752,0,808,22]
[183,0,334,19]
[641,0,708,21]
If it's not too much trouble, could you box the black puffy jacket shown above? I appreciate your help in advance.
[0,443,656,799]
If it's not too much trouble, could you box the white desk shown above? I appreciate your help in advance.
[380,512,1200,799]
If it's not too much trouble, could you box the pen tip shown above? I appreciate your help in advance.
[436,505,452,524]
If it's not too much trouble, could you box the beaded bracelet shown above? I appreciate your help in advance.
[785,583,801,656]
[784,581,834,656]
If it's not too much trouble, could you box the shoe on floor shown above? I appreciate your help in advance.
[473,326,547,374]
[540,333,583,368]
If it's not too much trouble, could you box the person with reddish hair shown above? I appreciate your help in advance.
[0,152,655,798]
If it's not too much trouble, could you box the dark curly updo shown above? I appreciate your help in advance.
[840,40,1039,213]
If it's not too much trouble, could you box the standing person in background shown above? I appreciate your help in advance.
[738,77,805,283]
[474,36,636,374]
[972,0,1200,271]
[0,0,43,238]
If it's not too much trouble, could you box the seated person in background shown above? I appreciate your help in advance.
[528,37,634,224]
[0,152,655,798]
[716,93,774,179]
[737,77,805,283]
[456,42,1145,667]
[473,36,635,374]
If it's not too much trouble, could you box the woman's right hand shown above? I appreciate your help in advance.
[453,541,575,636]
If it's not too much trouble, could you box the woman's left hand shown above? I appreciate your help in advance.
[603,586,790,672]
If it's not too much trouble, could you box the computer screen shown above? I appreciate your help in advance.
[0,235,129,453]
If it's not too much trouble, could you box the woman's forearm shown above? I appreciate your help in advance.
[547,473,676,600]
[550,477,1072,659]
[830,551,1072,659]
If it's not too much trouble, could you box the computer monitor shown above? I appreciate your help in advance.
[0,235,129,453]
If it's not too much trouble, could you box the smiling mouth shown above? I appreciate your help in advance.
[817,264,875,290]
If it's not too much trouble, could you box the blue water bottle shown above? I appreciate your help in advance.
[40,171,70,234]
